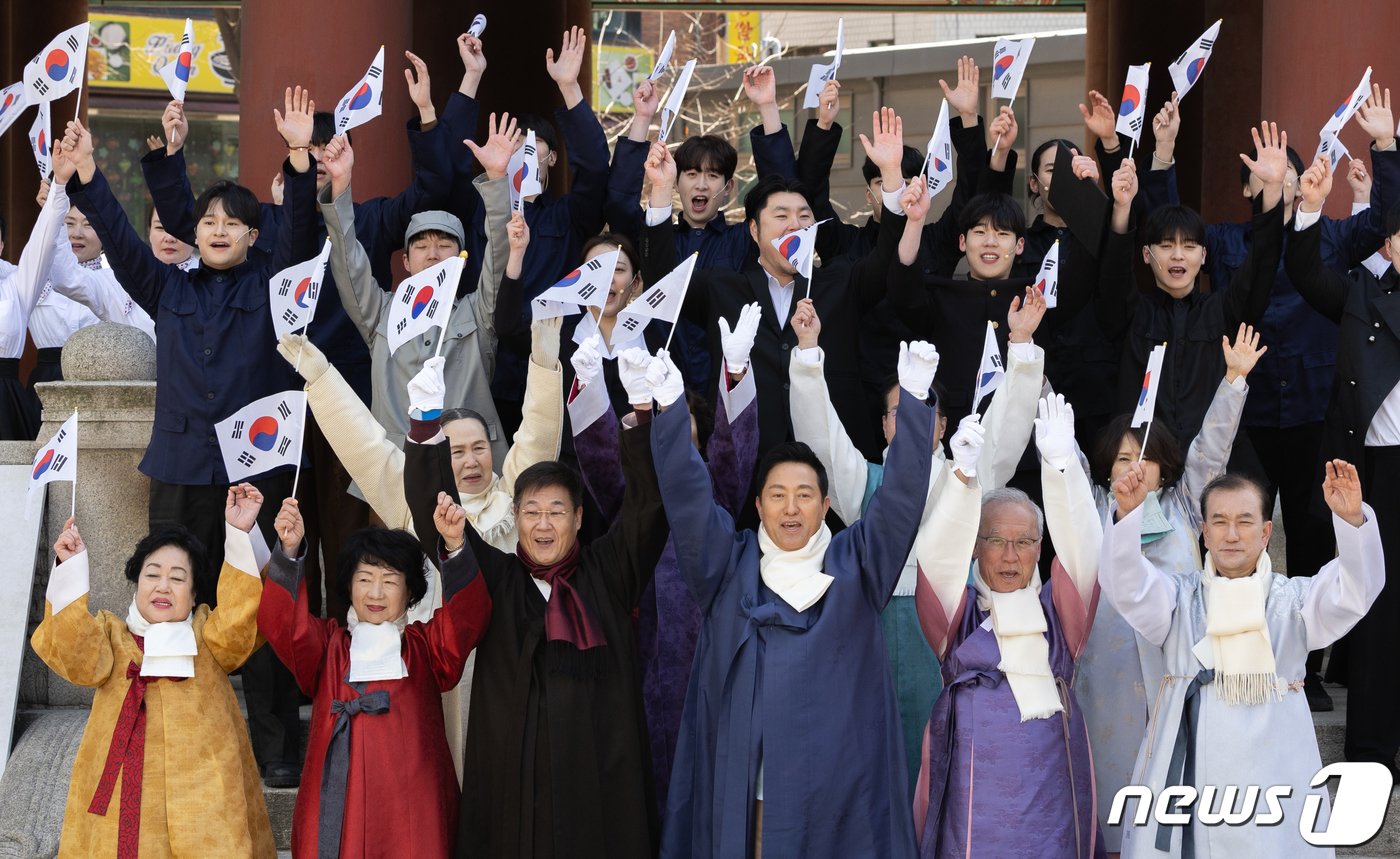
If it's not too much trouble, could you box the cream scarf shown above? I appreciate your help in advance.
[972,567,1062,722]
[1201,551,1281,706]
[345,608,409,681]
[757,523,834,612]
[125,600,196,678]
[461,473,516,549]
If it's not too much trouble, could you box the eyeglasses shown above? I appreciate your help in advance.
[978,535,1041,554]
[519,509,572,524]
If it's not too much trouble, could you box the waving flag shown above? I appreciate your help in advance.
[1036,240,1060,309]
[617,253,697,335]
[802,18,845,109]
[0,82,29,140]
[334,45,386,135]
[658,58,697,144]
[216,392,306,482]
[28,102,50,179]
[270,240,332,339]
[649,31,676,82]
[1321,67,1373,138]
[27,412,78,515]
[771,219,828,285]
[387,253,464,354]
[467,13,487,39]
[1316,131,1350,174]
[507,129,543,213]
[158,18,196,103]
[22,23,89,104]
[1116,62,1152,146]
[1131,344,1166,428]
[921,99,954,199]
[532,247,622,321]
[1168,19,1221,100]
[991,37,1035,101]
[972,321,1005,411]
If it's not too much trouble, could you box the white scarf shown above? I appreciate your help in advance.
[345,608,409,682]
[125,600,196,678]
[1201,551,1281,706]
[757,523,834,612]
[972,567,1062,722]
[461,473,516,550]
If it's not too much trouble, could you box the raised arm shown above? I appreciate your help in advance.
[500,318,565,495]
[30,520,116,688]
[980,287,1047,490]
[706,367,760,518]
[603,80,657,244]
[913,459,981,660]
[1301,461,1385,650]
[1099,463,1180,647]
[139,101,199,247]
[8,173,68,319]
[1286,157,1350,322]
[419,493,492,691]
[550,28,611,241]
[1179,326,1259,513]
[320,137,388,343]
[569,336,626,521]
[1035,395,1102,648]
[203,488,272,674]
[745,66,798,181]
[470,172,512,358]
[258,497,333,695]
[1225,123,1289,328]
[363,54,455,248]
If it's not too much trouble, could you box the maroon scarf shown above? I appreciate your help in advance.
[516,540,606,650]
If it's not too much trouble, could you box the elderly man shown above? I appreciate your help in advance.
[653,334,939,858]
[912,394,1103,858]
[1101,462,1383,857]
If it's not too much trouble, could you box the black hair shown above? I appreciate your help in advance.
[688,389,715,457]
[513,460,584,510]
[1090,414,1185,488]
[1237,145,1304,186]
[958,193,1027,239]
[675,135,739,181]
[515,114,559,153]
[144,202,155,231]
[754,442,829,499]
[861,145,926,185]
[439,407,490,436]
[311,112,349,148]
[880,373,945,418]
[1139,204,1207,247]
[338,527,429,609]
[1029,138,1077,199]
[743,175,812,225]
[1200,472,1275,521]
[124,524,209,606]
[581,232,641,281]
[1385,198,1400,240]
[193,181,261,230]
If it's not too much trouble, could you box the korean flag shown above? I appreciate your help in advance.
[28,101,50,180]
[158,18,196,103]
[991,37,1035,100]
[387,253,465,354]
[1115,62,1151,146]
[27,411,78,514]
[507,129,543,213]
[0,81,29,140]
[1035,240,1060,308]
[270,239,332,339]
[1168,19,1221,101]
[616,253,697,335]
[22,23,89,104]
[532,247,621,322]
[334,45,386,135]
[921,99,954,199]
[216,391,307,482]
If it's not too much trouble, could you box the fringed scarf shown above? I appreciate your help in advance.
[972,566,1063,722]
[1202,551,1281,706]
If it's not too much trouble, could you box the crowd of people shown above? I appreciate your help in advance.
[5,20,1398,859]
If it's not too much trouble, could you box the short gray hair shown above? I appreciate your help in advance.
[980,487,1044,538]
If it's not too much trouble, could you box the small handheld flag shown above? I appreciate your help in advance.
[1321,67,1373,140]
[216,392,306,482]
[1315,131,1350,174]
[770,220,829,293]
[1036,240,1060,309]
[507,128,543,213]
[921,99,954,199]
[1168,19,1221,101]
[972,321,1005,411]
[28,411,78,518]
[270,239,332,340]
[649,31,676,82]
[617,253,697,341]
[28,101,50,180]
[1131,343,1166,429]
[1116,62,1151,151]
[22,23,89,105]
[802,18,845,109]
[158,18,196,103]
[387,253,465,355]
[991,37,1035,102]
[658,59,697,144]
[532,247,622,322]
[334,45,386,135]
[0,81,29,140]
[468,14,487,39]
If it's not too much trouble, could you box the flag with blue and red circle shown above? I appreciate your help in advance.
[972,321,1005,410]
[0,81,29,141]
[921,99,954,199]
[1168,19,1221,101]
[22,23,88,104]
[1115,62,1152,145]
[215,391,307,482]
[270,239,332,339]
[1036,240,1060,309]
[334,45,386,135]
[506,129,542,213]
[1131,343,1166,428]
[1321,66,1373,137]
[158,19,196,103]
[769,219,828,286]
[27,101,50,180]
[27,412,78,514]
[532,247,622,321]
[387,252,466,354]
[991,37,1035,100]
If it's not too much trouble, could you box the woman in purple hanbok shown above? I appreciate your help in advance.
[913,394,1106,859]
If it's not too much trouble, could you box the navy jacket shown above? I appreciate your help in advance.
[69,160,318,485]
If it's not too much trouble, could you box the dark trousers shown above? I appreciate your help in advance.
[1346,446,1400,767]
[296,414,371,620]
[148,472,302,768]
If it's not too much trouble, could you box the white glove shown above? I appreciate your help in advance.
[718,302,762,374]
[649,349,686,408]
[949,413,986,478]
[1034,393,1077,471]
[618,347,655,406]
[408,356,447,417]
[897,340,939,400]
[570,333,604,389]
[531,315,563,368]
[276,333,329,384]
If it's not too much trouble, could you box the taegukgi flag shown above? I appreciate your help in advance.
[1116,62,1151,145]
[216,392,306,482]
[22,23,88,104]
[334,45,386,135]
[973,321,1005,409]
[1316,131,1350,174]
[532,247,622,321]
[658,59,697,144]
[802,17,845,109]
[649,31,676,82]
[1168,19,1221,101]
[28,411,78,512]
[991,37,1035,100]
[507,128,543,213]
[387,253,465,354]
[1322,66,1373,137]
[1132,343,1166,428]
[270,239,332,339]
[616,253,697,335]
[28,101,50,179]
[1036,240,1060,309]
[770,220,827,283]
[0,81,29,140]
[921,99,954,199]
[158,18,196,103]
[467,13,487,39]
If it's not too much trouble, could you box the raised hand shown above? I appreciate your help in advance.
[546,26,586,106]
[815,79,841,130]
[36,177,51,206]
[273,86,315,149]
[530,315,563,369]
[457,33,487,97]
[435,491,469,552]
[719,302,762,374]
[274,498,305,556]
[633,78,659,121]
[225,483,264,533]
[1240,121,1289,208]
[54,516,85,563]
[1297,155,1332,214]
[618,347,656,407]
[52,133,76,184]
[570,333,604,388]
[901,176,931,224]
[467,112,520,181]
[1112,460,1151,517]
[988,106,1018,171]
[1110,157,1138,208]
[1079,90,1119,148]
[1070,153,1100,183]
[791,297,821,348]
[270,172,285,206]
[322,134,354,198]
[408,356,447,417]
[1151,92,1180,163]
[1007,285,1046,344]
[1347,159,1372,204]
[1354,84,1395,150]
[897,340,940,399]
[858,107,905,176]
[742,65,778,107]
[949,414,986,479]
[1222,323,1267,383]
[650,349,686,409]
[507,211,530,255]
[61,119,95,181]
[939,56,981,124]
[146,135,165,152]
[162,100,189,152]
[1034,393,1077,470]
[645,141,677,208]
[277,333,330,383]
[403,51,435,124]
[1322,459,1365,527]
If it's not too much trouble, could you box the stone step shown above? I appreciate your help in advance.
[1312,685,1400,856]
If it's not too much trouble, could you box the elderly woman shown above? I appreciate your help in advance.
[32,486,275,857]
[913,394,1104,859]
[258,495,490,859]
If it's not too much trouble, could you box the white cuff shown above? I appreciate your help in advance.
[47,550,90,615]
[1352,201,1370,215]
[720,369,757,422]
[1293,208,1323,231]
[881,183,908,216]
[1377,140,1398,152]
[567,376,612,437]
[795,346,823,366]
[250,526,272,574]
[224,523,261,579]
[645,206,673,227]
[1008,341,1039,362]
[1228,375,1248,391]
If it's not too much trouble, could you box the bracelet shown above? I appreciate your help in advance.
[287,145,309,152]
